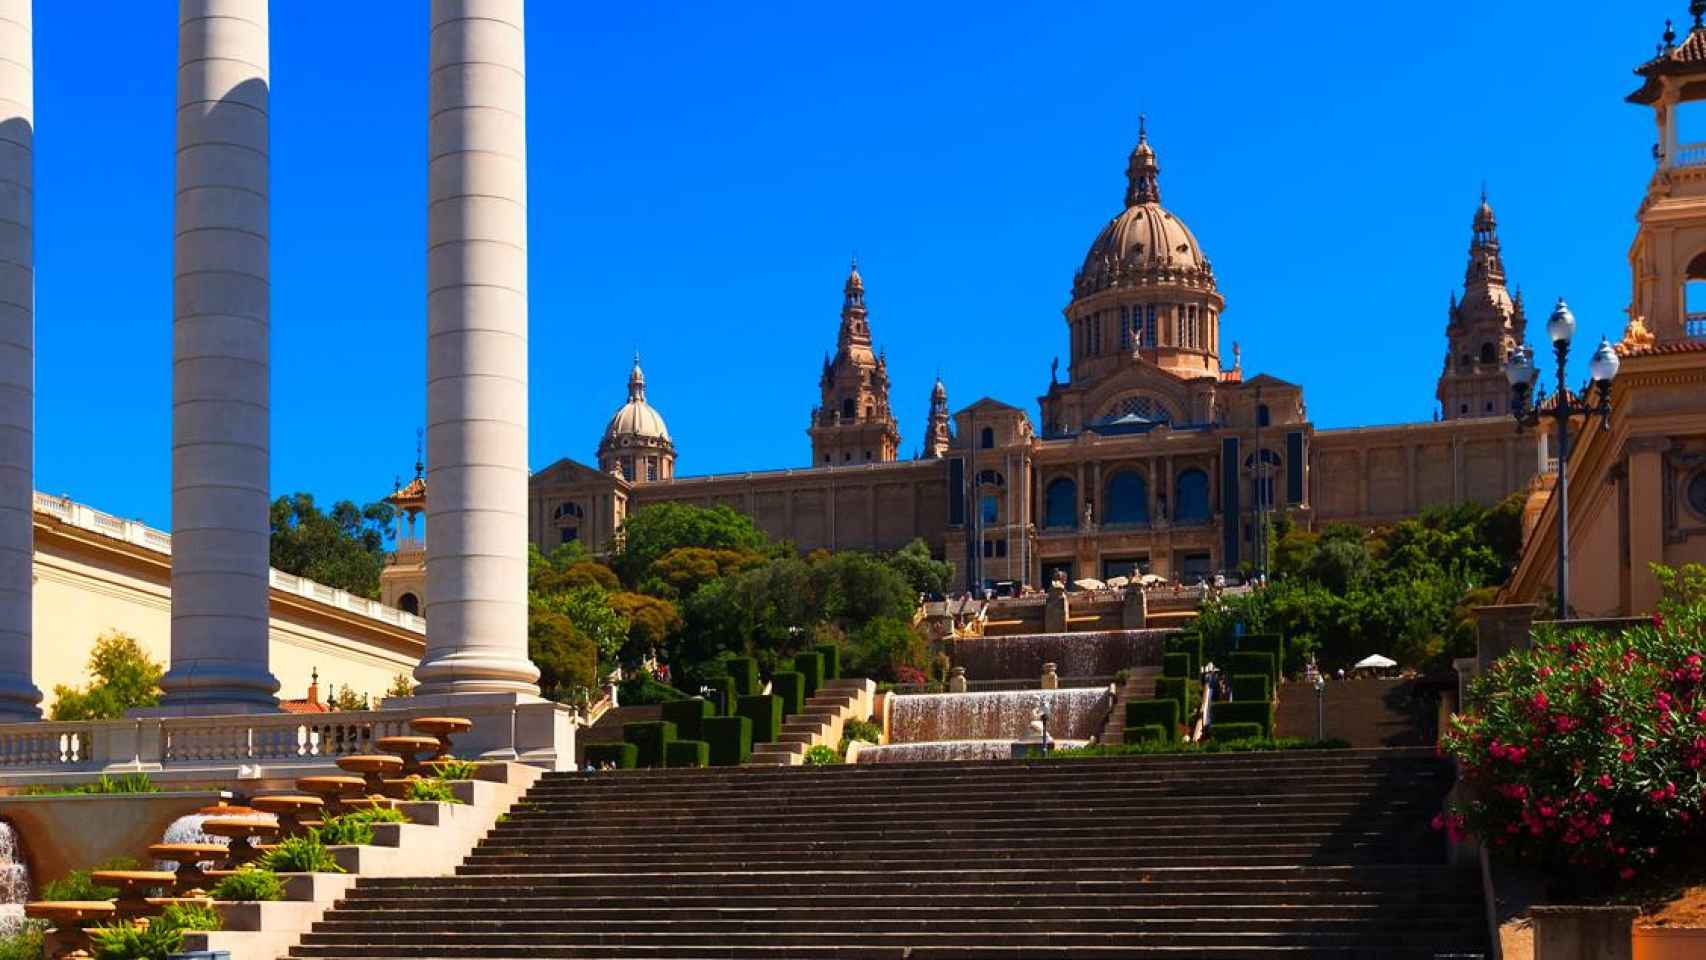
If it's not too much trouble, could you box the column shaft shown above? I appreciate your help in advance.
[160,0,278,711]
[415,0,540,696]
[0,0,37,719]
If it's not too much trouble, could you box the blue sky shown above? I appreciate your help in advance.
[30,2,1681,528]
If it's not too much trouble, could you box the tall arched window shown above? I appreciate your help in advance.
[1175,469,1210,523]
[1104,470,1149,525]
[1479,342,1496,364]
[398,592,420,616]
[1256,404,1271,427]
[841,397,855,420]
[980,427,995,449]
[1044,477,1077,529]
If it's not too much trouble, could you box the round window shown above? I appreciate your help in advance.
[1688,471,1706,520]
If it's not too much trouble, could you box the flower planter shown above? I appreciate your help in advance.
[1633,926,1706,960]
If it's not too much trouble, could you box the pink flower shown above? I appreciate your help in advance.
[1621,866,1637,881]
[1599,774,1615,788]
[1620,750,1636,764]
[1599,812,1613,826]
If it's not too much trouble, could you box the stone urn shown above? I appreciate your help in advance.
[1040,662,1060,690]
[948,666,968,693]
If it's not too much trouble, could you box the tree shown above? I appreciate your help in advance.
[814,552,915,626]
[644,547,766,599]
[885,539,953,597]
[326,684,368,711]
[385,674,414,699]
[609,591,683,662]
[612,503,770,587]
[843,617,930,682]
[50,631,163,720]
[528,596,599,699]
[269,493,397,600]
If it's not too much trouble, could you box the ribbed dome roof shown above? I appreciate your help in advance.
[601,357,671,446]
[1073,122,1216,299]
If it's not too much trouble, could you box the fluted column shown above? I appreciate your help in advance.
[0,1,37,720]
[159,0,279,712]
[415,0,540,697]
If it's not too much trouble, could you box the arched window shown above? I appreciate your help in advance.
[1256,404,1271,427]
[1104,470,1149,525]
[1479,342,1496,364]
[398,592,419,616]
[1044,477,1077,529]
[980,427,995,449]
[1175,469,1210,523]
[841,397,855,420]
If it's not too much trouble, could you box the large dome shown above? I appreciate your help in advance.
[601,358,671,447]
[1073,126,1216,299]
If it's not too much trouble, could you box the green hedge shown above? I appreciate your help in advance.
[660,698,713,741]
[813,644,841,681]
[1164,634,1203,678]
[1154,676,1198,723]
[1208,722,1264,742]
[1231,673,1271,703]
[706,676,735,715]
[1240,634,1285,681]
[1210,700,1274,738]
[584,743,637,769]
[1124,723,1168,745]
[726,657,760,698]
[794,652,825,699]
[664,740,709,768]
[1162,652,1189,679]
[621,720,676,768]
[702,715,752,766]
[1125,699,1179,742]
[771,671,805,718]
[736,694,783,745]
[1227,651,1275,690]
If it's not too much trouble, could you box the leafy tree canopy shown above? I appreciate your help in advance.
[50,631,163,721]
[612,503,770,587]
[269,493,396,600]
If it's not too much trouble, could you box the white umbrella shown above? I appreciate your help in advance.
[1139,573,1167,585]
[1073,578,1106,591]
[1353,654,1397,670]
[1106,576,1131,589]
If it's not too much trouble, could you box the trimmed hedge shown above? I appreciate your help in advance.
[1239,634,1284,683]
[660,698,713,741]
[702,715,752,766]
[736,694,783,745]
[621,720,676,768]
[813,643,841,681]
[584,743,637,769]
[1124,723,1168,745]
[771,671,806,718]
[1162,652,1189,679]
[1208,722,1264,742]
[1227,651,1275,690]
[1164,634,1203,678]
[706,676,736,716]
[1210,700,1274,738]
[1125,699,1180,742]
[726,657,760,698]
[664,739,709,768]
[1154,676,1198,723]
[1231,673,1271,703]
[794,652,825,699]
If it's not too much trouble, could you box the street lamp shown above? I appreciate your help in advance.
[1313,673,1326,741]
[1505,298,1619,622]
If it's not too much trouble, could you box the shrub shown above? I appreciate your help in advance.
[259,834,342,873]
[1162,653,1189,679]
[706,675,736,715]
[804,744,839,765]
[1441,564,1706,882]
[209,866,285,902]
[814,643,841,681]
[842,717,882,744]
[1125,699,1179,742]
[1208,722,1265,742]
[343,806,408,825]
[726,656,760,697]
[622,720,677,768]
[1226,651,1275,688]
[1153,677,1198,722]
[736,695,782,745]
[702,715,752,766]
[24,773,158,796]
[1163,634,1203,678]
[92,901,222,960]
[794,652,825,698]
[664,739,709,768]
[770,671,805,718]
[314,813,376,846]
[404,777,462,803]
[584,742,638,769]
[617,673,691,706]
[1231,673,1271,703]
[1209,700,1273,737]
[0,923,43,960]
[427,758,480,781]
[1240,634,1285,682]
[1124,723,1167,745]
[660,698,713,741]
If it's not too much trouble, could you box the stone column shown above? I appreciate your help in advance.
[0,1,37,719]
[415,0,540,697]
[158,0,279,713]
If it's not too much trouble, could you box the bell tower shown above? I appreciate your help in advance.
[1437,192,1526,419]
[807,260,901,465]
[1627,2,1706,345]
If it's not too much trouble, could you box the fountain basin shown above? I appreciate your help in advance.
[886,687,1112,743]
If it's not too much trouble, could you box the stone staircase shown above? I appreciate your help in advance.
[1098,665,1161,744]
[747,677,875,766]
[288,748,1489,958]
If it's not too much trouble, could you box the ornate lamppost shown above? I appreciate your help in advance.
[1504,299,1620,622]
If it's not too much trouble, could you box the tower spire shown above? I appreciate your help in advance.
[628,352,646,402]
[1124,115,1161,207]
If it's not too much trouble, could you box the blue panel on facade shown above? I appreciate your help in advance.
[948,457,965,526]
[1221,437,1240,568]
[1286,431,1304,505]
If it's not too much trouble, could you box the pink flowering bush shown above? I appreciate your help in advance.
[1441,564,1706,882]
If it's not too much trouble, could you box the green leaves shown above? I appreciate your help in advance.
[268,492,395,601]
[209,866,285,902]
[49,632,162,721]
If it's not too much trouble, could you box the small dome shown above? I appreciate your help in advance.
[601,356,671,447]
[1074,123,1215,298]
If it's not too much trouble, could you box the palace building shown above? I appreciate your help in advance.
[462,118,1544,596]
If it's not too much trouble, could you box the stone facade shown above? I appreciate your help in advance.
[507,121,1543,593]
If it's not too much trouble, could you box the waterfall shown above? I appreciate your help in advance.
[154,814,231,872]
[0,822,29,935]
[950,628,1173,680]
[888,687,1110,743]
[855,738,1090,764]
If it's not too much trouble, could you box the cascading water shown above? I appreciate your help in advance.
[0,822,29,934]
[950,628,1173,681]
[155,813,233,872]
[856,738,1089,764]
[888,687,1110,742]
